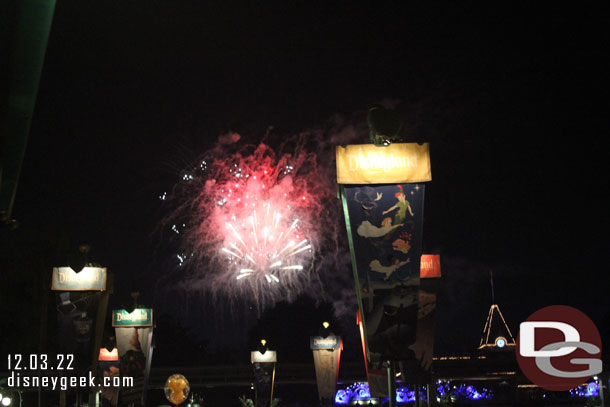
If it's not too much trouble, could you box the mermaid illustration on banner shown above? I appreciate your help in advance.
[382,185,414,225]
[357,217,403,238]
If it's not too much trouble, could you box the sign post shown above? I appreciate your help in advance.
[337,141,432,397]
[51,266,109,407]
[112,307,154,406]
[98,347,120,406]
[251,340,277,407]
[311,323,343,407]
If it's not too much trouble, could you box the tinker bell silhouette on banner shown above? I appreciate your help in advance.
[382,185,414,225]
[354,187,383,211]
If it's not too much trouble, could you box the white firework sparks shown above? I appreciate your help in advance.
[222,202,312,284]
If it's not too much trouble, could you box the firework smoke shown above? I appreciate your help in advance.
[161,123,363,313]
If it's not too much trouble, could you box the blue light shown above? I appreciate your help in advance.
[436,382,448,396]
[334,383,370,405]
[434,380,494,402]
[586,382,599,397]
[334,390,350,405]
[353,383,371,400]
[496,338,506,348]
[569,381,600,398]
[466,386,483,400]
[395,387,414,403]
[334,383,428,405]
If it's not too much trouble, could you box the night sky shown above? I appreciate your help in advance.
[4,2,609,360]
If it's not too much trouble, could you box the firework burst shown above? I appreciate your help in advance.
[224,201,311,283]
[161,133,342,311]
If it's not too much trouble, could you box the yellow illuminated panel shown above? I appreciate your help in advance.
[336,143,432,184]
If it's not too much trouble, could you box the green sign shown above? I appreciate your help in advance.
[112,308,153,327]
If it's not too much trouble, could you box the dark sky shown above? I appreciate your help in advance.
[9,2,610,356]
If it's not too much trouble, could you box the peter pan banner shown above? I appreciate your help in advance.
[311,336,343,401]
[355,255,440,396]
[336,143,431,184]
[342,183,425,362]
[113,309,154,406]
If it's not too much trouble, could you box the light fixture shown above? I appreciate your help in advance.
[258,339,268,355]
[319,321,331,338]
[495,336,507,348]
[367,106,403,146]
[2,396,11,406]
[104,335,116,352]
[124,292,140,313]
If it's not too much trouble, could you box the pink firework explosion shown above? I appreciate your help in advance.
[164,134,340,309]
[223,201,311,283]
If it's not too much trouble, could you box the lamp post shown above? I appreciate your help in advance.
[112,297,154,407]
[311,322,342,407]
[51,248,109,407]
[251,339,277,407]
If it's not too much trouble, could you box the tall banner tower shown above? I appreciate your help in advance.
[311,323,343,406]
[112,307,154,406]
[337,110,432,397]
[251,340,277,407]
[51,265,109,405]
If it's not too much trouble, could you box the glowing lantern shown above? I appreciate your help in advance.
[164,374,190,406]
